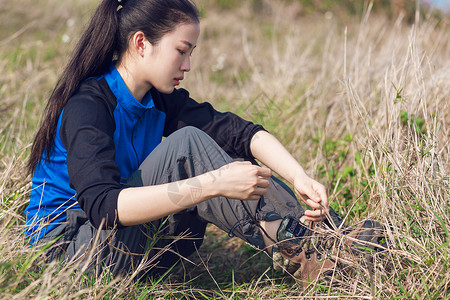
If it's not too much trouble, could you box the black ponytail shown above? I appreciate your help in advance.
[27,0,119,174]
[27,0,199,174]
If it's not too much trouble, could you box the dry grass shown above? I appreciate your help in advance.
[1,0,449,298]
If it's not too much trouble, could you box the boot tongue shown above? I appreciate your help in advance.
[276,216,310,243]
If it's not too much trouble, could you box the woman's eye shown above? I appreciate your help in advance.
[178,50,186,55]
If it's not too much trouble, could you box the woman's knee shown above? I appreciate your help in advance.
[167,126,215,147]
[172,126,207,139]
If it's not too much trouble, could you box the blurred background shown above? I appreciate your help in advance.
[0,0,449,299]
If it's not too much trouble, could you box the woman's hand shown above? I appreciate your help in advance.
[294,173,329,222]
[249,130,330,222]
[213,161,272,201]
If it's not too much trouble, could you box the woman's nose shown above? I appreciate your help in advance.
[181,56,191,72]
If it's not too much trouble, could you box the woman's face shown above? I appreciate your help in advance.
[143,22,200,94]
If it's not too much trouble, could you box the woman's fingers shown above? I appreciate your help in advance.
[257,176,270,187]
[256,166,272,178]
[314,182,328,208]
[304,206,329,221]
[294,175,329,211]
[246,169,271,200]
[216,162,272,201]
[302,197,328,210]
[252,186,268,195]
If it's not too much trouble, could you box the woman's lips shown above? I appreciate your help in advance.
[174,76,184,85]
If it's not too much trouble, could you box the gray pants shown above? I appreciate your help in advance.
[42,127,304,277]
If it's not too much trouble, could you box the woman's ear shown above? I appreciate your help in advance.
[130,31,148,57]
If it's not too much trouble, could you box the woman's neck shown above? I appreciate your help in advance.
[115,60,151,102]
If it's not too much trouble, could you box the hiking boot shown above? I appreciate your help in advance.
[272,214,385,287]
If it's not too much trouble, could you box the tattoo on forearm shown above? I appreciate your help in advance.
[167,177,202,206]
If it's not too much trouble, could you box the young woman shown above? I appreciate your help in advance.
[25,0,382,283]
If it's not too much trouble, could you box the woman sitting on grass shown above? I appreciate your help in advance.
[25,0,384,285]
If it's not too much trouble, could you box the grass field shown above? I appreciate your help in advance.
[0,0,449,298]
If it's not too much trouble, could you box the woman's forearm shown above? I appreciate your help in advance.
[250,130,308,184]
[117,172,218,226]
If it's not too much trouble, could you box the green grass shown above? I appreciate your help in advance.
[1,0,449,299]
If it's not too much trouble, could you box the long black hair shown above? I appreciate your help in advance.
[27,0,199,174]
